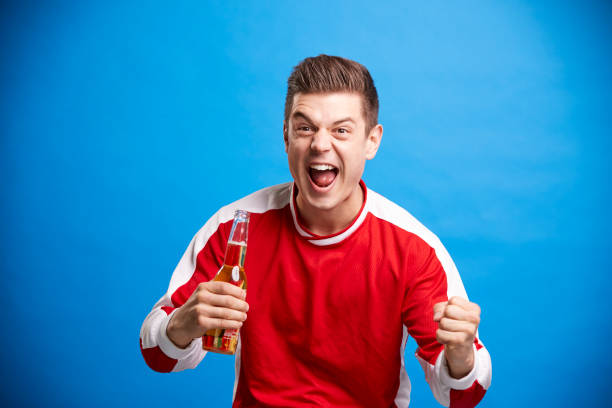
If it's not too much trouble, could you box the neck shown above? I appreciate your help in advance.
[295,183,364,236]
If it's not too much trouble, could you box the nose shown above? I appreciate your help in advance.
[310,129,332,152]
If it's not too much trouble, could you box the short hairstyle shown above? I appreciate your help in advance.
[284,54,379,133]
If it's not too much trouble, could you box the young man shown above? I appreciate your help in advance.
[140,55,492,407]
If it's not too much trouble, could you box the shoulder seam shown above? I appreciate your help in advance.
[366,188,469,301]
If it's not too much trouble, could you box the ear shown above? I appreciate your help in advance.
[365,124,383,160]
[283,120,289,153]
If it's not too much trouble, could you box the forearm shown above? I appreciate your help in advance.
[415,339,491,407]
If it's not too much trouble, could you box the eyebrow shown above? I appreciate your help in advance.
[331,117,356,126]
[292,111,356,126]
[291,111,313,123]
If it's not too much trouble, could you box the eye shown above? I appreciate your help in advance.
[295,124,315,135]
[336,127,350,135]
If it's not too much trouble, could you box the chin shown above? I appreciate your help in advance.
[305,186,349,210]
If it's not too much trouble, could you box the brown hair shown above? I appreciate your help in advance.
[284,54,379,133]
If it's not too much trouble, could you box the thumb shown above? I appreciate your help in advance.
[433,301,447,322]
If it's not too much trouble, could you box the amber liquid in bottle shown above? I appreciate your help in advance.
[202,210,249,355]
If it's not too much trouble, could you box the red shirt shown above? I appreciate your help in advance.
[140,181,492,407]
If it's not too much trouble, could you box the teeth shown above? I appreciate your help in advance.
[310,164,335,171]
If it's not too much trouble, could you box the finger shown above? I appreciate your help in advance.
[200,291,249,312]
[438,317,477,336]
[433,301,448,321]
[448,296,470,307]
[443,305,480,325]
[199,316,243,331]
[436,328,471,345]
[448,296,481,314]
[202,304,248,322]
[206,281,247,299]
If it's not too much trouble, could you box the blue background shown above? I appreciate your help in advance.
[1,1,610,406]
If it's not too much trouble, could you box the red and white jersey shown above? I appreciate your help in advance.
[140,181,492,407]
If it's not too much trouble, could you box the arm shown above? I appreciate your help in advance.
[433,297,481,379]
[402,238,492,407]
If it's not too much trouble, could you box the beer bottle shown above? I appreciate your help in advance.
[202,209,249,354]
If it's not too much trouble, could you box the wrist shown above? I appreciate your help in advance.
[446,346,475,379]
[166,313,192,349]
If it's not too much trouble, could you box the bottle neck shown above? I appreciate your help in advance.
[224,210,249,267]
[224,241,246,268]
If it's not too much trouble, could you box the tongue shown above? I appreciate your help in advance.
[310,169,336,187]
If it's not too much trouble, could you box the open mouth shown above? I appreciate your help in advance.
[308,164,339,188]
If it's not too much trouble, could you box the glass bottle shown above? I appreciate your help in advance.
[202,210,249,354]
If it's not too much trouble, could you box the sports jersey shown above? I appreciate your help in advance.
[140,181,492,407]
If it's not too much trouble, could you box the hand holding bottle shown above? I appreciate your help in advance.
[166,281,249,349]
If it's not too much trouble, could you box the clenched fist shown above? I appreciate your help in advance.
[433,296,481,379]
[166,281,249,349]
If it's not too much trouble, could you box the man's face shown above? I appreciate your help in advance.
[284,92,382,215]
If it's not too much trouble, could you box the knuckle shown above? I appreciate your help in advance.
[208,281,222,292]
[194,303,203,315]
[449,296,461,305]
[446,305,459,317]
[217,281,231,293]
[434,300,447,309]
[195,303,208,316]
[217,309,227,320]
[436,304,447,315]
[198,291,211,304]
[232,311,243,322]
[223,296,234,308]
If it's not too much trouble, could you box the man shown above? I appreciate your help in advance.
[140,55,492,407]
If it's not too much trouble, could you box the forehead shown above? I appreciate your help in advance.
[290,92,365,125]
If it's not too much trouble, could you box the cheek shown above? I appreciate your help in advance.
[339,146,367,174]
[346,161,366,181]
[286,146,304,171]
[287,140,309,158]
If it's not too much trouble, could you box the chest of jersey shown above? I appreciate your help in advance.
[235,207,412,405]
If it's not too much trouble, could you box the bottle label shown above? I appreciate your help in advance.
[232,266,239,281]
